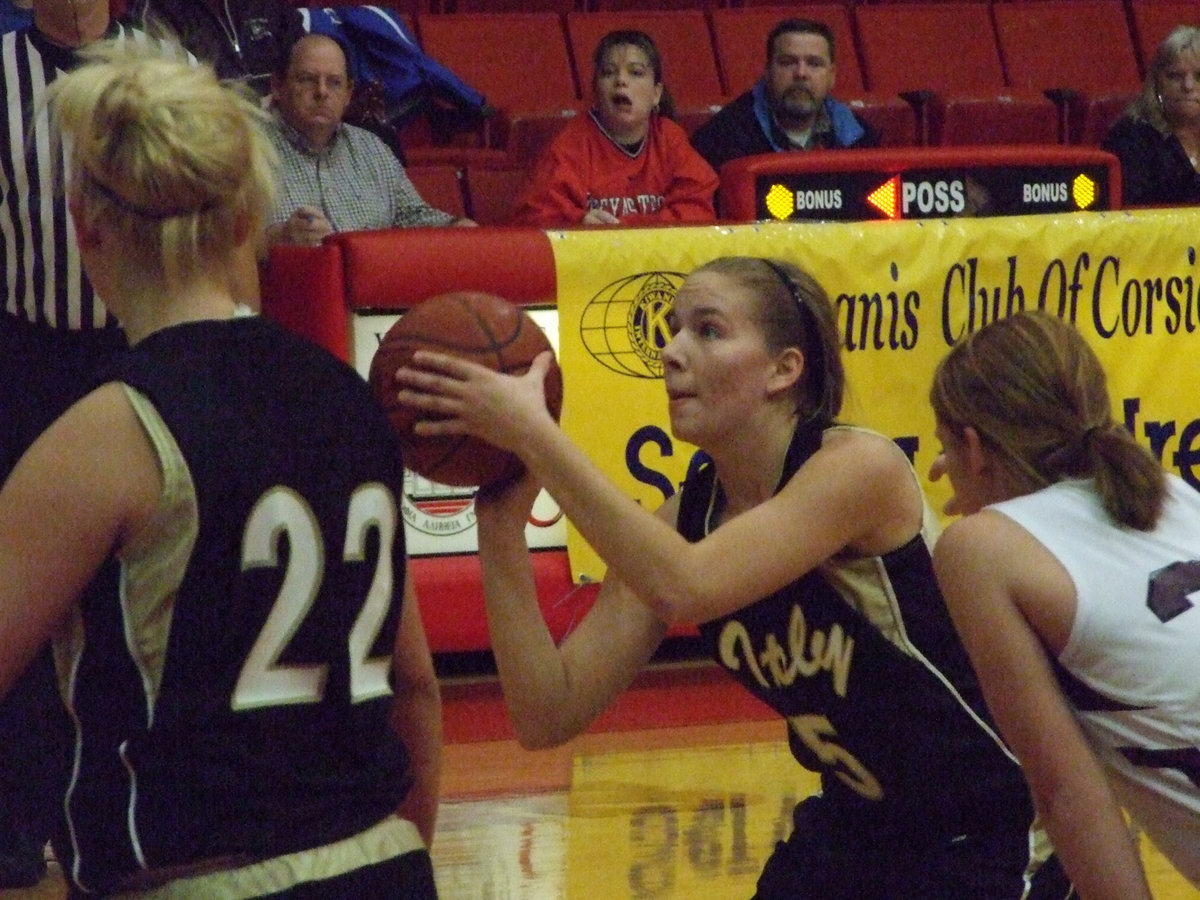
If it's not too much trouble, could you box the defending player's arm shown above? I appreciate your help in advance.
[473,474,668,748]
[0,384,161,697]
[934,513,1153,900]
[390,574,442,847]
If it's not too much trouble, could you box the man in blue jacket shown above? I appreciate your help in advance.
[691,18,879,173]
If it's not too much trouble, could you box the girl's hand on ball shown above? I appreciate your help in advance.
[396,350,557,455]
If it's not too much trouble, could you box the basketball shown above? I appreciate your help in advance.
[368,291,563,488]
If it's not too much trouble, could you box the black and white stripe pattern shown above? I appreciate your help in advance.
[1,25,189,331]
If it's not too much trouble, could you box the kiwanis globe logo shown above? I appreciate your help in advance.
[579,271,687,378]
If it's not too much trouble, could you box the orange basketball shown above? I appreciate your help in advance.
[368,291,563,487]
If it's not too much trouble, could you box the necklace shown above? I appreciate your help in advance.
[590,110,646,159]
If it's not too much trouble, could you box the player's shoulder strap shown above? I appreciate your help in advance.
[676,455,716,544]
[676,419,827,543]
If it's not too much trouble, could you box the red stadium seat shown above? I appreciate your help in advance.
[406,163,468,218]
[464,163,533,225]
[414,13,580,162]
[566,10,725,115]
[588,0,721,9]
[992,0,1142,144]
[856,5,997,91]
[857,3,994,94]
[709,6,918,146]
[418,12,579,111]
[674,106,720,135]
[1130,1,1200,76]
[855,2,1059,145]
[735,0,852,5]
[443,0,578,11]
[502,108,583,166]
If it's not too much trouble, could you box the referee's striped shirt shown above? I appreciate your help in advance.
[1,24,189,331]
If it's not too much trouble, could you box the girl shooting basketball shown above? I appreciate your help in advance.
[396,256,1072,898]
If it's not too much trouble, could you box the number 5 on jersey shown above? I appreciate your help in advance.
[788,713,884,801]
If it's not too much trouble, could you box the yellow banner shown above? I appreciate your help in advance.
[555,209,1200,582]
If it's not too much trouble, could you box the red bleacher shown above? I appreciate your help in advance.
[1132,0,1200,65]
[330,0,1170,220]
[855,2,1060,145]
[992,0,1143,144]
[408,11,580,168]
[405,163,469,218]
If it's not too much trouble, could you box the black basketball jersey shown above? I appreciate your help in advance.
[680,423,1037,840]
[52,316,412,895]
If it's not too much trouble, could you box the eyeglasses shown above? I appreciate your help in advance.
[290,73,348,92]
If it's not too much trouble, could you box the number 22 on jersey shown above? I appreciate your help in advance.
[232,483,398,711]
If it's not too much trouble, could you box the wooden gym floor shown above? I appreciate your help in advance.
[3,658,1197,900]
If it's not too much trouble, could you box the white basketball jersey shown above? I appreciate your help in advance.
[991,476,1200,885]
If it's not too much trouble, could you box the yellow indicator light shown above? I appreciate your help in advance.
[867,175,901,220]
[1073,173,1097,209]
[765,183,794,220]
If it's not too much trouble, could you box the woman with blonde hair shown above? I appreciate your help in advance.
[0,44,442,897]
[930,310,1200,898]
[1102,24,1200,205]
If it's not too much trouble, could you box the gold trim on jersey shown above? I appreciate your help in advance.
[111,816,425,900]
[55,385,199,886]
[116,385,199,717]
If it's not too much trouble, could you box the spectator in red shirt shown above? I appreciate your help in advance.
[513,30,717,227]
